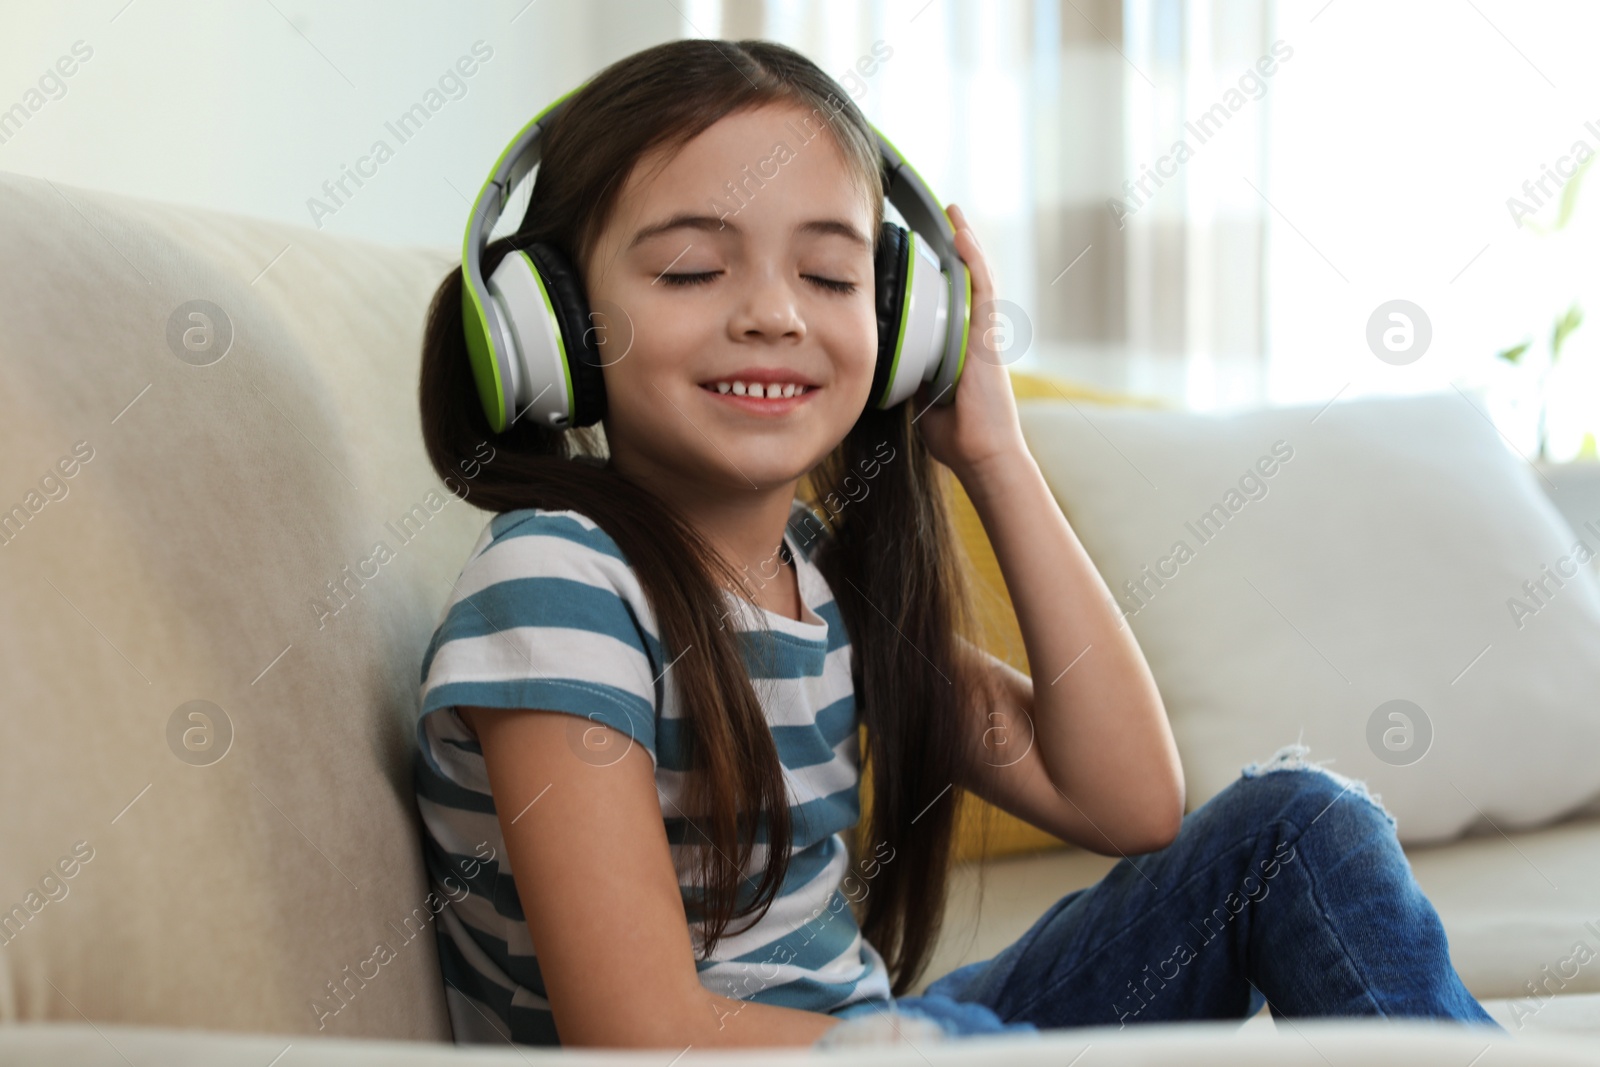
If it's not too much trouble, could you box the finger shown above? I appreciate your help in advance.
[945,204,995,294]
[958,234,994,300]
[947,203,983,253]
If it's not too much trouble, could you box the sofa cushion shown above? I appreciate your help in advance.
[1015,393,1600,845]
[1406,813,1600,1003]
[0,170,468,1039]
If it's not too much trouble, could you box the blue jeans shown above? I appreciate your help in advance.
[827,754,1503,1042]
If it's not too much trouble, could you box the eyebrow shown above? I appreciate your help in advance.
[627,212,872,251]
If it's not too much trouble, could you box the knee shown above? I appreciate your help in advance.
[1227,743,1397,837]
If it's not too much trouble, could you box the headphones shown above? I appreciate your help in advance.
[461,87,971,433]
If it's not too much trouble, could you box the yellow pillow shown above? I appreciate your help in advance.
[851,368,1170,865]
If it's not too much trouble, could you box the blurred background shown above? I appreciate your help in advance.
[3,0,1597,456]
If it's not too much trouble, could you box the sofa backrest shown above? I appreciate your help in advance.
[0,170,485,1041]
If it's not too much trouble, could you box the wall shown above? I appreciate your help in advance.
[0,0,679,249]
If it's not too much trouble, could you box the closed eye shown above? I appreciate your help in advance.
[659,271,720,287]
[658,271,857,295]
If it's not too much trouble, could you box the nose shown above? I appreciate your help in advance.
[728,267,806,344]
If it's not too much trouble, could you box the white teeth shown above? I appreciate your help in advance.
[706,379,812,397]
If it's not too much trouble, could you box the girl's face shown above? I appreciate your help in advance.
[583,102,879,497]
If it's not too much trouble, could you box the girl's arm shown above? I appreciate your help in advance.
[958,451,1186,854]
[464,705,846,1049]
[913,204,1183,855]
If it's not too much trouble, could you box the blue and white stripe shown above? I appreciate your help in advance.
[413,501,892,1046]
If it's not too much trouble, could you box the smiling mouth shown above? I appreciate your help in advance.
[698,381,820,414]
[700,380,815,398]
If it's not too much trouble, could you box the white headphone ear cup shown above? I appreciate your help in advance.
[478,277,522,426]
[485,249,574,427]
[881,234,952,409]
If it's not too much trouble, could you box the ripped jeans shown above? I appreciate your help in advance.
[818,745,1503,1047]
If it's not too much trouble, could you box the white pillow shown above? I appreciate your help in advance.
[1015,391,1600,844]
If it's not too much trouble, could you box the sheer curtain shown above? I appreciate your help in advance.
[1122,0,1274,409]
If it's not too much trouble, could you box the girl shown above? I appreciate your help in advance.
[413,37,1500,1052]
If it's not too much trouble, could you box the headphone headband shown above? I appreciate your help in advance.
[462,86,970,433]
[461,90,580,430]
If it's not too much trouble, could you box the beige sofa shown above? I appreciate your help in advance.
[2,170,1598,1064]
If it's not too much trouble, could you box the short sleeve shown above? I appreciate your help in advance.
[418,509,661,769]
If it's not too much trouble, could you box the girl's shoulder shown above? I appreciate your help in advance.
[477,506,628,562]
[460,506,640,604]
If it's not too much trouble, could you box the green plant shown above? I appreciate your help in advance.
[1495,155,1597,462]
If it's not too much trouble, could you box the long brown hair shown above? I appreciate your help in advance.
[417,37,988,996]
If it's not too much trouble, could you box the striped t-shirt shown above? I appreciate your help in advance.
[412,500,893,1046]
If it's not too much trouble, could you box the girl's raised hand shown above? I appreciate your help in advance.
[911,204,1030,484]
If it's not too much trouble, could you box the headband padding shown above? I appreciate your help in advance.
[524,242,608,427]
